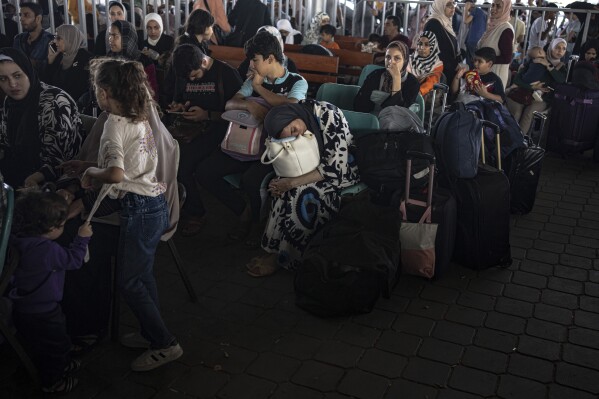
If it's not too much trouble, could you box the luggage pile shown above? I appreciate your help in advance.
[295,87,552,317]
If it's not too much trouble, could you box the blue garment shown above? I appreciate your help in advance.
[9,235,90,314]
[13,30,54,75]
[117,192,174,349]
[238,68,308,100]
[466,7,487,45]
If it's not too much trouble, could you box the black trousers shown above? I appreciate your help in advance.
[196,149,273,221]
[13,306,71,387]
[177,122,228,217]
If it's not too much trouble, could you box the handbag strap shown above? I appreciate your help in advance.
[85,184,113,223]
[260,144,285,164]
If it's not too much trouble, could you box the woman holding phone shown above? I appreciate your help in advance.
[45,24,92,104]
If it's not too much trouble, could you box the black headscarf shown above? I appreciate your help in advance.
[263,102,324,152]
[0,47,43,186]
[109,20,141,61]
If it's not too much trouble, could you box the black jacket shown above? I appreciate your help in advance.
[44,48,92,103]
[354,68,420,113]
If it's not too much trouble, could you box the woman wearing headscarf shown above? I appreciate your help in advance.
[478,0,514,89]
[506,38,567,133]
[44,24,92,104]
[109,20,159,100]
[423,0,461,84]
[277,19,303,45]
[142,12,175,68]
[94,0,127,56]
[237,25,298,79]
[354,41,420,115]
[245,100,359,276]
[302,12,330,45]
[0,48,83,188]
[409,31,444,97]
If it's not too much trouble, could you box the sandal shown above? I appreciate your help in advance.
[41,376,78,394]
[64,358,81,374]
[180,216,207,237]
[246,255,278,277]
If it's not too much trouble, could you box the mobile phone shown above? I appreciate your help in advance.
[166,110,185,114]
[49,42,58,53]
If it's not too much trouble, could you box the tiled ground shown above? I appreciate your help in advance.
[1,152,599,399]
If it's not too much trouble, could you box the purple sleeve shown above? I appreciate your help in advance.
[51,235,91,271]
[496,29,514,64]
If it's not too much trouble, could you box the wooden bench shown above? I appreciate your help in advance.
[210,45,339,85]
[209,45,245,69]
[284,44,375,79]
[334,35,367,51]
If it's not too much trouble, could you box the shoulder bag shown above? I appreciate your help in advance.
[260,131,320,177]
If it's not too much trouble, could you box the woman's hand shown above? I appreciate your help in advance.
[59,160,96,176]
[268,177,295,197]
[183,106,208,121]
[47,42,59,64]
[530,81,550,92]
[23,171,44,188]
[387,61,402,80]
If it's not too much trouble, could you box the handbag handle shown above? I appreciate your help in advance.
[261,145,285,165]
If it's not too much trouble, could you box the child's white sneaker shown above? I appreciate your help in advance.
[131,343,183,371]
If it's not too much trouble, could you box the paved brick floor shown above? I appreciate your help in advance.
[1,152,599,398]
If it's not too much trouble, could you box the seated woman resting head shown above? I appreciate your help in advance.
[247,100,359,277]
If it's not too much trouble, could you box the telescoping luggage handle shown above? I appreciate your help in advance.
[401,151,436,224]
[480,120,502,171]
[530,111,548,147]
[426,83,449,136]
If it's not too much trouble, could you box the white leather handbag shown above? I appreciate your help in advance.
[260,131,320,177]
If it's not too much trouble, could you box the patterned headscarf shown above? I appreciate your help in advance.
[410,31,443,80]
[427,0,456,37]
[547,38,567,66]
[302,11,330,45]
[382,41,410,92]
[108,20,141,61]
[479,0,512,45]
[144,12,163,46]
[56,24,87,70]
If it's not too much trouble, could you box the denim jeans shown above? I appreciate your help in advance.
[118,193,174,349]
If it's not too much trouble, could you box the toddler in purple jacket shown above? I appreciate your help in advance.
[9,190,92,394]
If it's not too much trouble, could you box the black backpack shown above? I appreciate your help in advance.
[295,199,401,317]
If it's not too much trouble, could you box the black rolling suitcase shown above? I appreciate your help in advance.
[397,152,457,279]
[547,83,599,160]
[452,121,512,269]
[504,111,547,214]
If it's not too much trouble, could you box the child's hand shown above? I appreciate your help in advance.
[455,64,468,79]
[473,81,489,97]
[81,168,97,189]
[252,71,265,88]
[78,221,93,238]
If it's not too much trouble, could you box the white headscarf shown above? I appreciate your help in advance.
[144,12,163,46]
[547,38,567,67]
[276,19,302,45]
[427,0,456,37]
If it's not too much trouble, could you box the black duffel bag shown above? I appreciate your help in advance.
[295,198,401,317]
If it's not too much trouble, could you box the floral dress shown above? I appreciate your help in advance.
[262,100,359,269]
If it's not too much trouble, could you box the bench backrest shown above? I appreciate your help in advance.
[334,35,367,50]
[210,45,339,85]
[284,45,375,78]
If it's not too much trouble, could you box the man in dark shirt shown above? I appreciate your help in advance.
[169,44,243,236]
[383,15,412,49]
[13,2,53,75]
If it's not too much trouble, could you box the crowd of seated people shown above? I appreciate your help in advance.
[3,0,599,395]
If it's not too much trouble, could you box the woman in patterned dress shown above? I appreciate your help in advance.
[246,100,359,277]
[0,47,82,188]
